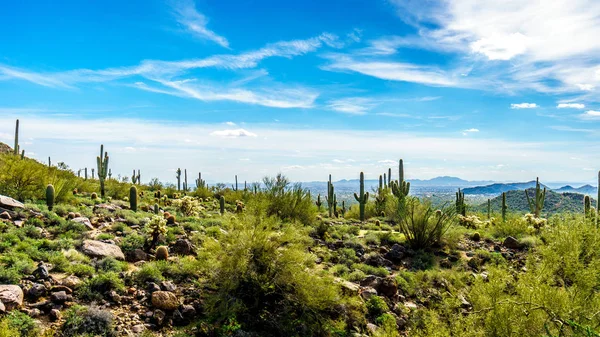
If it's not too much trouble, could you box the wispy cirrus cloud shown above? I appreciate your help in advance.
[170,0,229,48]
[580,110,600,120]
[511,103,538,109]
[327,97,376,115]
[0,33,338,109]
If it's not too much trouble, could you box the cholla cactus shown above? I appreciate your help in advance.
[173,196,202,216]
[146,215,167,251]
[524,213,547,229]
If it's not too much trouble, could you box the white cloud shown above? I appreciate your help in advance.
[210,129,258,137]
[170,0,229,48]
[225,121,236,126]
[323,54,459,87]
[462,128,479,136]
[511,103,538,109]
[557,103,585,109]
[327,97,376,115]
[580,110,600,119]
[470,33,529,61]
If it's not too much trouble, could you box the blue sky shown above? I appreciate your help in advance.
[0,0,599,184]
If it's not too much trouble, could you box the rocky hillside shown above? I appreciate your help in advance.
[0,142,12,154]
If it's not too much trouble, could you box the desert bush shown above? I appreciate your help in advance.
[61,305,116,337]
[79,272,125,301]
[0,154,45,201]
[0,311,38,337]
[397,198,455,250]
[199,214,348,335]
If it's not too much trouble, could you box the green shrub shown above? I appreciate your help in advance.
[366,295,389,318]
[397,198,455,249]
[134,262,165,285]
[61,305,116,337]
[0,311,38,337]
[79,272,125,301]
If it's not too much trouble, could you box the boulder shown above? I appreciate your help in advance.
[503,236,521,250]
[0,285,24,311]
[125,249,148,262]
[360,287,378,300]
[0,211,11,220]
[81,240,125,260]
[151,291,179,310]
[61,275,81,288]
[377,277,398,298]
[0,195,24,209]
[27,283,47,300]
[171,239,195,256]
[72,217,94,230]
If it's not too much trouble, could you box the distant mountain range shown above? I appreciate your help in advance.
[336,176,493,187]
[463,181,598,196]
[474,189,597,215]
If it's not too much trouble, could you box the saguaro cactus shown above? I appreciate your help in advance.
[326,175,335,217]
[91,168,95,179]
[584,195,591,218]
[354,172,369,221]
[315,194,322,211]
[597,171,600,226]
[232,175,238,191]
[130,186,138,212]
[388,167,392,186]
[14,119,19,156]
[48,157,52,168]
[220,195,225,214]
[502,192,508,222]
[525,177,546,218]
[196,172,205,189]
[487,199,491,220]
[391,159,410,200]
[456,188,466,216]
[176,168,182,191]
[46,184,55,211]
[85,168,88,180]
[132,170,140,184]
[341,200,346,217]
[97,145,109,198]
[183,169,188,192]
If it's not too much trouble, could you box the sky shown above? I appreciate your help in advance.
[0,0,599,184]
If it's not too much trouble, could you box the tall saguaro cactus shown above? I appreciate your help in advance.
[354,172,369,221]
[456,188,466,216]
[97,145,109,198]
[391,159,410,200]
[597,171,600,226]
[232,175,238,191]
[220,195,225,215]
[85,168,88,180]
[326,175,335,217]
[183,169,188,192]
[176,168,182,191]
[14,119,19,156]
[525,177,546,218]
[131,170,140,184]
[502,192,507,222]
[487,199,491,220]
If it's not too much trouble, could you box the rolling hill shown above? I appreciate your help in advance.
[474,189,597,216]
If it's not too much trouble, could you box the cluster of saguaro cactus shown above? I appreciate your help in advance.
[46,184,55,211]
[326,175,335,217]
[502,192,508,222]
[391,159,410,200]
[315,194,322,211]
[176,168,182,191]
[130,185,138,212]
[354,172,369,221]
[456,188,466,216]
[97,145,109,198]
[525,177,546,218]
[196,172,206,189]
